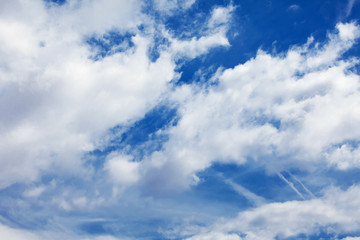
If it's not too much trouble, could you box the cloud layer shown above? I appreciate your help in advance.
[1,0,360,239]
[0,0,230,189]
[137,22,360,194]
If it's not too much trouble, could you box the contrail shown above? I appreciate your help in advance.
[222,178,266,207]
[287,171,316,199]
[346,0,357,17]
[277,172,305,200]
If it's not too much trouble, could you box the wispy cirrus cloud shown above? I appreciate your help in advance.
[345,0,359,17]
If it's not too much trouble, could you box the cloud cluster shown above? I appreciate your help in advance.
[185,185,360,239]
[138,22,360,195]
[2,1,360,239]
[0,0,231,189]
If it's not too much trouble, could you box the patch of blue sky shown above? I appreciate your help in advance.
[86,32,135,61]
[142,0,233,84]
[191,167,252,211]
[0,185,52,230]
[87,105,177,170]
[205,163,309,203]
[152,0,358,87]
[163,0,229,38]
[43,0,66,6]
[342,39,360,74]
[175,0,360,87]
[0,197,29,228]
[69,192,224,239]
[147,31,171,62]
[110,105,177,150]
[231,0,338,55]
[174,58,222,86]
[0,196,48,230]
[79,221,110,235]
[78,218,171,239]
[142,0,229,38]
[331,140,360,149]
[0,173,118,233]
[346,60,360,75]
[321,168,360,190]
[0,183,26,199]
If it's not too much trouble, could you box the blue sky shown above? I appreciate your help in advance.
[1,0,360,239]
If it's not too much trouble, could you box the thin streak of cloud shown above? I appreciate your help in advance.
[223,178,266,207]
[287,172,316,199]
[287,4,300,11]
[345,0,358,17]
[277,172,305,200]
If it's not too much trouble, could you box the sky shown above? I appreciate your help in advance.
[1,0,360,239]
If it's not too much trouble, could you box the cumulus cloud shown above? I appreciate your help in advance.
[0,0,231,189]
[184,185,360,239]
[23,185,47,198]
[104,153,140,186]
[138,22,360,194]
[326,144,360,170]
[170,31,230,59]
[166,4,233,59]
[0,224,39,240]
[2,1,360,239]
[207,4,234,29]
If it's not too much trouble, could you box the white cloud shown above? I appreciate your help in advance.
[326,144,360,170]
[153,0,196,15]
[207,5,234,29]
[0,0,231,189]
[53,0,144,35]
[138,22,360,194]
[287,4,300,11]
[72,196,88,208]
[337,21,360,41]
[166,5,233,59]
[104,153,140,185]
[83,236,129,240]
[23,185,47,198]
[2,1,360,239]
[185,185,360,239]
[170,31,230,59]
[0,224,39,240]
[187,232,242,240]
[0,222,130,240]
[224,178,266,207]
